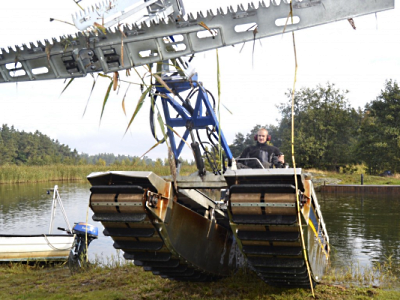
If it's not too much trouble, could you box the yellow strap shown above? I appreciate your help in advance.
[309,221,329,260]
[289,1,315,296]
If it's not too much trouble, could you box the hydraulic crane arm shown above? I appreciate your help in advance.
[0,0,394,83]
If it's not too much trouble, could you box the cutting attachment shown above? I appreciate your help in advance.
[0,0,394,83]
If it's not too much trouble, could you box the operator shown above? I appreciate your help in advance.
[238,128,285,169]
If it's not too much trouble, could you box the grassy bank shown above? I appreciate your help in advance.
[0,261,399,300]
[306,168,400,186]
[1,164,399,186]
[0,164,198,184]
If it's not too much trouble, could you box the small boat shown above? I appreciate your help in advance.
[0,234,75,262]
[0,185,98,263]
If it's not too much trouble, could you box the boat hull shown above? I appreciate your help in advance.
[0,234,74,262]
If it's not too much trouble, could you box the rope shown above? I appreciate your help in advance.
[42,234,74,251]
[288,1,315,296]
[85,202,90,263]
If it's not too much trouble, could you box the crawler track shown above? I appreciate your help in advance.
[90,185,221,281]
[228,184,315,288]
[225,169,329,288]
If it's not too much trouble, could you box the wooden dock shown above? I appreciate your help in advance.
[319,185,400,194]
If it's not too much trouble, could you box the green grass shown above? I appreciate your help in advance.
[0,164,198,184]
[305,168,400,185]
[1,164,399,187]
[0,261,399,300]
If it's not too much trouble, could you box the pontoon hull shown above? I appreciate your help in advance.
[87,169,329,287]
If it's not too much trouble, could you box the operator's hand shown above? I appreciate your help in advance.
[278,154,284,164]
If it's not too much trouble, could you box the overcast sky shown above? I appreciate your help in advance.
[0,0,399,160]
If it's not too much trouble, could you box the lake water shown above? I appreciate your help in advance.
[1,182,399,272]
[0,182,117,262]
[318,193,400,271]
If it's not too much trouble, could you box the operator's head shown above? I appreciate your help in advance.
[257,128,268,144]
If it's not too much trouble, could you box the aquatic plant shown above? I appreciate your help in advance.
[325,256,399,288]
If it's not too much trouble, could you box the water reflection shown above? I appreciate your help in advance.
[0,182,116,261]
[1,183,399,270]
[318,193,400,270]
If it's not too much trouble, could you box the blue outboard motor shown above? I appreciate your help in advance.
[68,222,98,270]
[73,222,98,238]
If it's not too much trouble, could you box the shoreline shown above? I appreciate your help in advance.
[0,263,398,300]
[1,165,399,187]
[318,184,400,194]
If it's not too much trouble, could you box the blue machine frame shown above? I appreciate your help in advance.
[155,75,232,166]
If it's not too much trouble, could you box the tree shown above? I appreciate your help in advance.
[96,158,107,166]
[277,83,360,171]
[155,158,163,168]
[0,124,17,165]
[229,132,246,158]
[0,125,83,166]
[356,80,400,174]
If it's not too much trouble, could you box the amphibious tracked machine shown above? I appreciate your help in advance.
[0,0,394,288]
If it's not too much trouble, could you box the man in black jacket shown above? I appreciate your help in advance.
[238,128,285,169]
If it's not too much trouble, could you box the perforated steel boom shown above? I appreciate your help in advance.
[0,0,394,83]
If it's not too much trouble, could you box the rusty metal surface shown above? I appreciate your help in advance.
[87,169,330,285]
[224,169,305,191]
[152,200,235,276]
[88,171,236,281]
[166,173,228,189]
[87,171,168,192]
